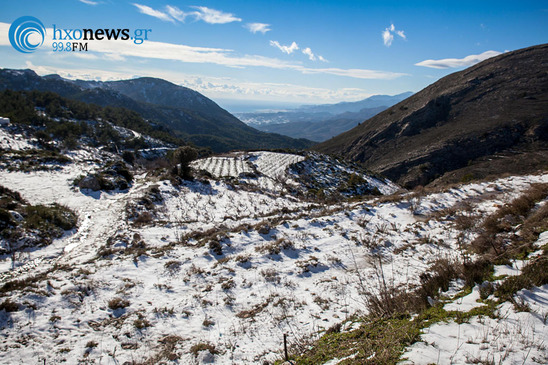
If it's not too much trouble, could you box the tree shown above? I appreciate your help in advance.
[172,146,198,179]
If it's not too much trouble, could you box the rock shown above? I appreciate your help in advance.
[78,175,101,191]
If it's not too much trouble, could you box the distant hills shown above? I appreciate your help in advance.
[315,44,548,188]
[237,92,412,142]
[0,69,314,152]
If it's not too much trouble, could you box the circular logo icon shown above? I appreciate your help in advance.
[9,16,46,53]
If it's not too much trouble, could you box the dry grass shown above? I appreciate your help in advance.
[107,297,130,310]
[469,183,548,262]
[255,238,294,255]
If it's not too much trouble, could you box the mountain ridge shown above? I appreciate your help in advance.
[237,92,412,141]
[315,43,548,187]
[0,69,314,152]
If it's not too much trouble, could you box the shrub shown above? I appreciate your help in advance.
[122,151,135,165]
[134,211,153,226]
[0,299,19,312]
[209,239,223,256]
[134,318,151,329]
[86,341,98,348]
[496,256,548,301]
[255,238,294,256]
[172,146,198,180]
[24,203,78,231]
[189,342,219,357]
[108,297,130,310]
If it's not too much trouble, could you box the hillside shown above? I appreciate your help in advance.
[0,69,314,152]
[315,44,548,188]
[1,121,547,364]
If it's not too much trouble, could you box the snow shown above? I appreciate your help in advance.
[402,231,548,365]
[535,231,548,248]
[192,154,253,178]
[0,128,34,150]
[1,135,548,364]
[401,295,548,365]
[192,151,398,196]
[249,151,305,179]
[444,285,484,312]
[494,261,528,278]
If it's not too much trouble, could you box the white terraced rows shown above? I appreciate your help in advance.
[192,155,252,177]
[249,151,305,179]
[192,151,304,179]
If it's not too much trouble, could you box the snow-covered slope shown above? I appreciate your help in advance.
[1,127,547,364]
[192,151,398,196]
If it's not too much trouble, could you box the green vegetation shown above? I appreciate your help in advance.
[0,89,187,148]
[0,185,77,252]
[171,146,198,180]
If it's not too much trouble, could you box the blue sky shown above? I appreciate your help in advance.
[0,1,546,110]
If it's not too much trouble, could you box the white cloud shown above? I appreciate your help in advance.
[299,67,404,79]
[302,47,316,61]
[300,47,327,62]
[23,61,376,103]
[71,52,100,60]
[191,6,241,24]
[103,53,127,62]
[133,3,174,23]
[79,0,99,5]
[382,29,393,47]
[383,23,406,47]
[165,5,189,22]
[415,50,502,69]
[270,41,299,54]
[0,22,406,81]
[132,4,240,25]
[245,23,271,34]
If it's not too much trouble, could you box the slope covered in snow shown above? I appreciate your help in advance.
[0,126,547,364]
[192,151,397,196]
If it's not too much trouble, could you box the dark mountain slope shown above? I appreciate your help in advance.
[0,69,314,152]
[315,44,548,188]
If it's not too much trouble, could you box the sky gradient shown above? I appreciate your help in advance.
[0,0,546,110]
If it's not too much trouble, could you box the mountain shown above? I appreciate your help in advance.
[253,106,387,142]
[296,92,413,114]
[315,44,548,188]
[237,92,412,142]
[0,69,314,152]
